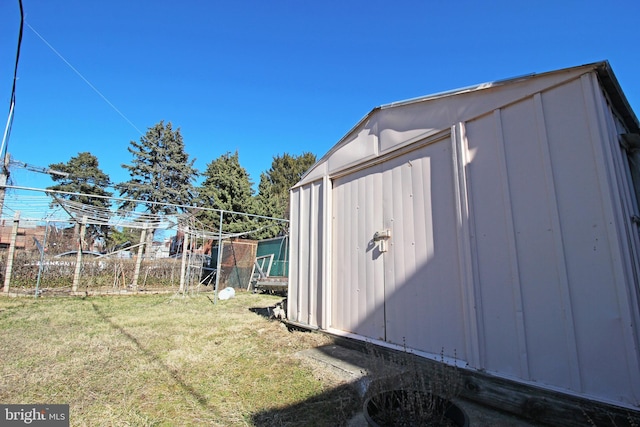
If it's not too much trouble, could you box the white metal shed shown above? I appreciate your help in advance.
[289,61,640,413]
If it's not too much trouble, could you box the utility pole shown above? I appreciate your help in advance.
[0,155,68,219]
[1,0,23,218]
[0,153,10,218]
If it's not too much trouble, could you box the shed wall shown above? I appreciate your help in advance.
[289,180,325,328]
[289,69,640,407]
[463,76,640,402]
[468,76,639,402]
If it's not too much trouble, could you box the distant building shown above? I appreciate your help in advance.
[0,220,45,252]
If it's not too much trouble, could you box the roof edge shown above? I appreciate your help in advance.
[379,61,606,110]
[296,61,639,187]
[594,61,640,133]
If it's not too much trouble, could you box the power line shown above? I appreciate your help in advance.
[25,20,145,136]
[3,185,289,222]
[1,0,24,160]
[9,157,69,177]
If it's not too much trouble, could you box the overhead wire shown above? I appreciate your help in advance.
[0,188,278,240]
[25,20,145,137]
[5,15,288,227]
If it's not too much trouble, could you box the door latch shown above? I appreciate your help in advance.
[373,229,391,252]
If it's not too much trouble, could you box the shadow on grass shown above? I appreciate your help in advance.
[247,307,366,425]
[245,328,369,426]
[91,299,364,425]
[249,297,286,320]
[249,306,272,318]
[90,301,211,408]
[250,381,361,427]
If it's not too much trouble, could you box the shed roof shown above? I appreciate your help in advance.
[295,61,638,188]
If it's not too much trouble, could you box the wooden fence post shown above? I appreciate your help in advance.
[3,211,20,294]
[72,216,87,293]
[179,226,189,293]
[132,223,147,291]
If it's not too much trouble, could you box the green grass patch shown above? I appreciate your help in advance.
[0,292,359,426]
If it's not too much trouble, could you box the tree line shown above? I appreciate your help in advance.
[46,121,316,247]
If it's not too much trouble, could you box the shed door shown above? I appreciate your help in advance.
[331,162,386,339]
[332,138,468,357]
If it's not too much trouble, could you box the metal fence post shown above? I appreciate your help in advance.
[214,211,224,304]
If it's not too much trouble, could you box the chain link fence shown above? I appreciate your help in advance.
[0,186,288,297]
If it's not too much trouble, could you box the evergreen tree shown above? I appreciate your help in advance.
[48,152,112,204]
[256,152,316,218]
[254,152,316,239]
[105,227,141,252]
[116,121,197,215]
[116,121,198,256]
[196,151,256,234]
[47,152,113,245]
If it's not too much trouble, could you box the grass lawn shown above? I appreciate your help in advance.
[0,291,359,426]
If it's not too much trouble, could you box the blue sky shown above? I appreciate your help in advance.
[2,0,639,194]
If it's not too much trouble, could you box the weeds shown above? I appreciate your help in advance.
[363,342,465,426]
[582,406,640,427]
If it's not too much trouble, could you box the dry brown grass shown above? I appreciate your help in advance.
[0,291,359,426]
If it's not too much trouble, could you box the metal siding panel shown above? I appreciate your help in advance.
[465,113,527,377]
[421,139,468,358]
[541,78,631,395]
[600,91,640,360]
[383,140,467,360]
[315,180,325,328]
[600,105,640,405]
[322,175,332,330]
[351,176,363,329]
[298,187,310,324]
[384,159,407,341]
[549,75,640,403]
[327,126,378,177]
[532,92,582,389]
[499,96,577,388]
[331,179,345,329]
[288,189,301,321]
[356,175,368,328]
[307,182,319,327]
[315,181,325,329]
[373,68,592,156]
[388,162,403,275]
[452,123,483,369]
[332,165,386,339]
[371,169,386,340]
[360,171,384,336]
[363,171,377,331]
[291,182,324,328]
[412,149,431,267]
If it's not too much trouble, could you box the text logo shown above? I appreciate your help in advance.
[1,405,69,426]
